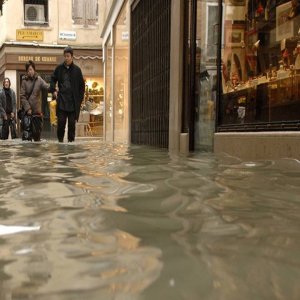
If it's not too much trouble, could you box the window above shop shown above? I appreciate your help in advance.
[23,0,49,26]
[72,0,98,27]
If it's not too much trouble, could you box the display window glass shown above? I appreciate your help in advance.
[105,37,113,140]
[220,0,300,128]
[80,77,104,137]
[113,1,129,143]
[194,0,217,150]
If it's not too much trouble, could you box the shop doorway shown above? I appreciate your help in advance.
[183,0,220,151]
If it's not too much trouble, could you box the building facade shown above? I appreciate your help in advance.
[102,0,300,159]
[0,0,105,137]
[101,0,218,149]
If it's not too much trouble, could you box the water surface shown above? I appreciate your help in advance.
[0,139,300,300]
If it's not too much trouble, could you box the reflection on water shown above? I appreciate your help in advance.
[0,139,300,299]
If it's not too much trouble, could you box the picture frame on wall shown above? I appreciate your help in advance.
[276,1,293,41]
[225,27,244,48]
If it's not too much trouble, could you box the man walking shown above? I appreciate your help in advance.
[0,78,17,140]
[50,47,85,142]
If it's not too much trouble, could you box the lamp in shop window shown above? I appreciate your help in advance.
[240,40,245,49]
[116,81,124,117]
[295,42,300,71]
[253,39,260,50]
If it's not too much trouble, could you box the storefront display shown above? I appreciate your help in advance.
[79,77,104,136]
[220,0,300,128]
[113,1,129,142]
[102,0,129,143]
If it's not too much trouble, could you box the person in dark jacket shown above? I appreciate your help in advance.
[0,78,17,140]
[49,47,85,142]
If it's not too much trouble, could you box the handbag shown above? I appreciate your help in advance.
[22,115,32,141]
[0,118,17,139]
[10,118,17,139]
[17,108,25,121]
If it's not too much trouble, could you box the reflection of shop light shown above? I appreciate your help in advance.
[0,224,40,236]
[118,109,123,115]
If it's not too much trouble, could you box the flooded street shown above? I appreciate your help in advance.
[0,139,300,300]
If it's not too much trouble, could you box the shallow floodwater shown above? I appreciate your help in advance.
[0,139,300,300]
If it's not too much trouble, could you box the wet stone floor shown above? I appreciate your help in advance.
[0,139,300,300]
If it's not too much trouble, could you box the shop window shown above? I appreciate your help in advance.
[113,1,129,142]
[24,0,48,26]
[72,0,98,27]
[219,0,300,130]
[105,38,113,141]
[80,78,104,137]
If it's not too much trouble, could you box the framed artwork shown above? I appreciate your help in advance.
[276,1,293,41]
[225,27,244,47]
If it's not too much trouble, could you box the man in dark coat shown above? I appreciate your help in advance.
[49,47,85,142]
[0,78,17,139]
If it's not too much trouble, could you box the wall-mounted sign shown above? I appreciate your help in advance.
[18,55,57,63]
[16,29,44,41]
[122,31,129,41]
[59,31,77,40]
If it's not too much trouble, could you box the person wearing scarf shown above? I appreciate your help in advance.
[0,78,17,139]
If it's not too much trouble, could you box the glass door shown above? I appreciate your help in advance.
[194,0,218,151]
[184,0,220,151]
[104,35,113,141]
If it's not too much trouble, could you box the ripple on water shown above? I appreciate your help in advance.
[0,140,300,299]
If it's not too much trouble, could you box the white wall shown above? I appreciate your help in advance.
[0,1,10,44]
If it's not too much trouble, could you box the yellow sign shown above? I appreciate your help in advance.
[16,29,44,41]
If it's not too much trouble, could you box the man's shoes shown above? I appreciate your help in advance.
[58,139,63,143]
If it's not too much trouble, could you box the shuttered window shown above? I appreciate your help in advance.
[72,0,98,26]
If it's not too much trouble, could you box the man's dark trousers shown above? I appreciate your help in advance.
[57,109,76,142]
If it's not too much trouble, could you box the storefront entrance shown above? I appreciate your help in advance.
[183,0,220,151]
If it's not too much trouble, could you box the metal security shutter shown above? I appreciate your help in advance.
[131,0,171,148]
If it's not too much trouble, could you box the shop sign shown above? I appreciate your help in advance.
[16,29,44,41]
[18,55,57,63]
[59,31,77,40]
